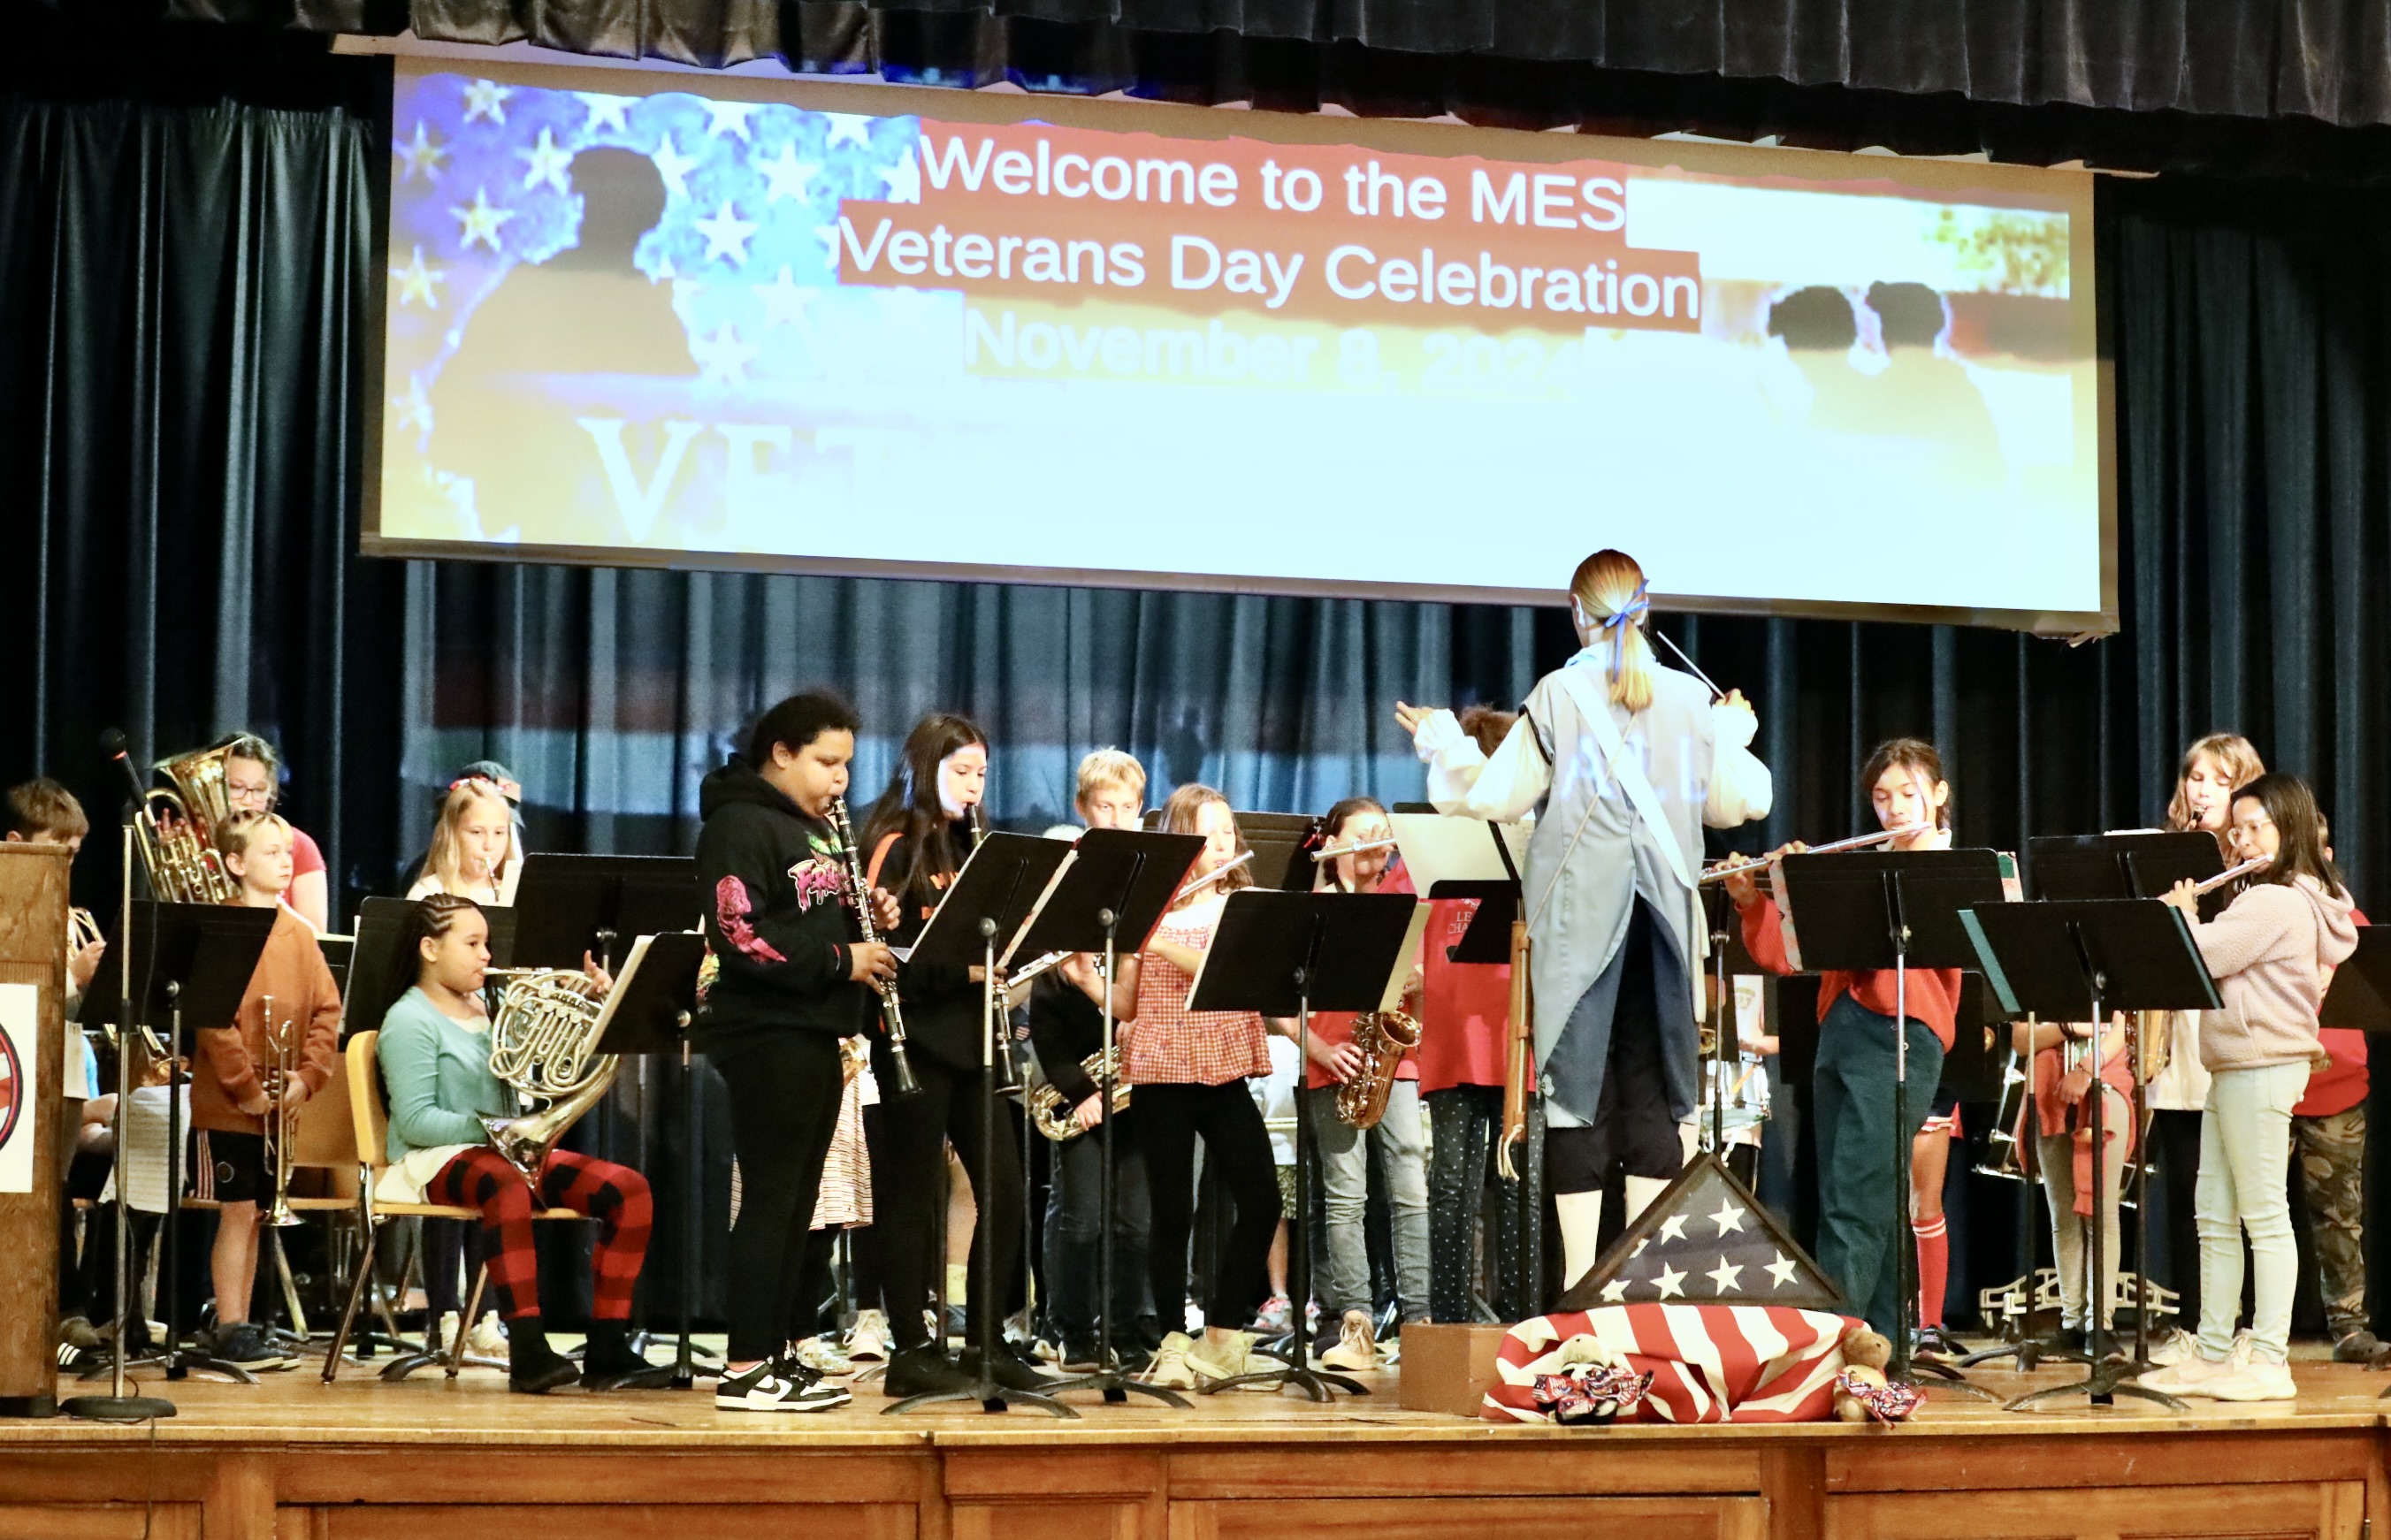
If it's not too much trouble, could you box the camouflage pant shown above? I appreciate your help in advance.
[2294,1106,2369,1339]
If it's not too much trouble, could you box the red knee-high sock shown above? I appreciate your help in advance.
[1914,1216,1950,1329]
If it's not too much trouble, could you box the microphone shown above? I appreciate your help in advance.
[98,728,150,812]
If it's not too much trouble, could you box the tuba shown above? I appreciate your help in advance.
[1335,1010,1422,1130]
[480,970,614,1184]
[133,743,242,904]
[1026,1048,1130,1141]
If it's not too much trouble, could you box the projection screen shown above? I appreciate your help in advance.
[368,58,2111,633]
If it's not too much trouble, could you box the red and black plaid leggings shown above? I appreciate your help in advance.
[425,1147,651,1322]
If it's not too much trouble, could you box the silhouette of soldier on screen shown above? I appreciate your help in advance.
[431,147,696,550]
[1862,280,2005,487]
[1763,285,1875,436]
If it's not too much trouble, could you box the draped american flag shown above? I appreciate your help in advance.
[1483,1303,1857,1424]
[1555,1152,1845,1314]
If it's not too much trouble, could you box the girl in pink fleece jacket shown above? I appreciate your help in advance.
[2144,773,2358,1404]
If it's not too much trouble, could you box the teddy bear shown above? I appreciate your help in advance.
[1833,1326,1897,1423]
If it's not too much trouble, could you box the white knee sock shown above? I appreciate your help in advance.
[1555,1191,1604,1290]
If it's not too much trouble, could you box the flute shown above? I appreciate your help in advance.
[1316,835,1398,862]
[1699,825,1932,886]
[2190,856,2268,896]
[1175,849,1252,902]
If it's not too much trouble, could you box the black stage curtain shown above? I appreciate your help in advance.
[150,0,2391,175]
[9,71,2391,1323]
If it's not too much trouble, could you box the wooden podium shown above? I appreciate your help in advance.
[0,842,67,1418]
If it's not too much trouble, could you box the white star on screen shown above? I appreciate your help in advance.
[695,201,760,265]
[1653,1263,1687,1300]
[691,324,760,386]
[753,267,816,331]
[1707,1258,1746,1293]
[651,134,699,199]
[390,375,433,434]
[704,101,760,141]
[517,128,574,195]
[757,142,821,205]
[461,79,513,126]
[390,245,447,309]
[449,187,516,254]
[577,92,636,135]
[823,112,875,150]
[1708,1201,1746,1236]
[879,148,922,203]
[393,121,447,182]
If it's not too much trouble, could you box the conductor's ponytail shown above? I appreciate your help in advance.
[1570,549,1656,713]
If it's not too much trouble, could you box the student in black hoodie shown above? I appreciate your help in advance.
[859,712,1050,1397]
[697,690,899,1413]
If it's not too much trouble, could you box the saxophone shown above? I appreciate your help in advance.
[1334,1010,1422,1129]
[1026,1048,1130,1141]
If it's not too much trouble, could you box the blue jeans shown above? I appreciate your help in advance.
[1041,1119,1151,1344]
[1811,993,1944,1337]
[1305,1081,1432,1322]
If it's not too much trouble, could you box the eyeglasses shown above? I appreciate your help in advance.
[225,779,274,805]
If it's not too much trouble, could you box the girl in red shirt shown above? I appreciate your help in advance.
[1724,737,1959,1338]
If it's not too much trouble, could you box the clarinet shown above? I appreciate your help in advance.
[829,796,922,1098]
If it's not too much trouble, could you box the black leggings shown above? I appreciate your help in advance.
[873,1054,1022,1353]
[1547,904,1680,1194]
[714,1032,846,1364]
[1138,1080,1281,1335]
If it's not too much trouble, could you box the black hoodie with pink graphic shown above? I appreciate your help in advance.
[693,756,872,1056]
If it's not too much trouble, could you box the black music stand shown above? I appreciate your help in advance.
[1773,849,2004,1394]
[346,897,519,1043]
[1188,888,1422,1399]
[2017,833,2225,1372]
[74,903,275,1389]
[1962,898,2218,1412]
[1387,814,1541,1310]
[888,832,1076,1417]
[578,931,707,1391]
[512,855,699,972]
[1011,827,1203,1407]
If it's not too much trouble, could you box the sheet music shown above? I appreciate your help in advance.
[100,1084,189,1214]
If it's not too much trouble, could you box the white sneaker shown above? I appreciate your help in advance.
[791,1336,855,1377]
[1320,1309,1379,1372]
[2144,1327,2196,1366]
[1142,1331,1200,1390]
[2142,1353,2238,1396]
[465,1313,508,1360]
[2203,1357,2297,1403]
[1188,1329,1278,1391]
[714,1357,852,1413]
[844,1309,890,1364]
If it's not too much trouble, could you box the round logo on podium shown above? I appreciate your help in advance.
[0,1018,19,1150]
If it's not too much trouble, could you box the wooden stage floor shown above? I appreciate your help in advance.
[6,1344,2391,1540]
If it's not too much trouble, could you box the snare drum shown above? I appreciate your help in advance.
[1973,1048,2032,1182]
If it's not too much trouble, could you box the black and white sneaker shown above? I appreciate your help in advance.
[714,1356,852,1413]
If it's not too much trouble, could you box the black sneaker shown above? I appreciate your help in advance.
[508,1330,581,1395]
[959,1341,1055,1392]
[715,1356,851,1413]
[213,1324,298,1372]
[883,1343,979,1398]
[1059,1338,1103,1373]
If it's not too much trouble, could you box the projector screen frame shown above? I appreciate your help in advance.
[361,54,2117,639]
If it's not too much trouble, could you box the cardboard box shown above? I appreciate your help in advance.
[1397,1322,1512,1417]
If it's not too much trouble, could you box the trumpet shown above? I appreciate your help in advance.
[827,796,920,1099]
[2189,856,2268,897]
[259,995,303,1228]
[1699,825,1932,886]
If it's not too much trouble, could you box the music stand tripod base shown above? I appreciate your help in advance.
[60,1392,178,1423]
[2005,1369,2187,1414]
[1201,1361,1369,1403]
[1045,1364,1191,1408]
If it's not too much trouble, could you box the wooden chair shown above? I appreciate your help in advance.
[320,1030,578,1384]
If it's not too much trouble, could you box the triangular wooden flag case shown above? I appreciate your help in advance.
[1552,1151,1846,1314]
